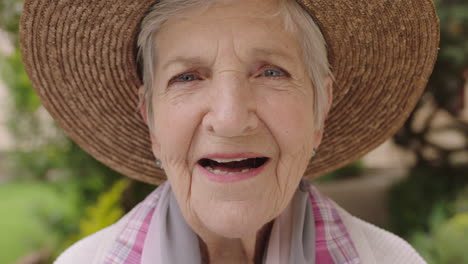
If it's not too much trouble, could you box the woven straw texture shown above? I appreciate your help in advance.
[19,0,439,185]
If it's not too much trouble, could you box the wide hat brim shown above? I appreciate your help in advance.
[19,0,439,185]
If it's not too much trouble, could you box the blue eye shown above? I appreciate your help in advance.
[262,68,286,77]
[168,72,203,86]
[175,73,197,82]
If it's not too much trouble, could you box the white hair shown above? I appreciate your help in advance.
[137,0,332,132]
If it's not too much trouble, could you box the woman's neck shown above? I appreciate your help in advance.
[198,221,273,264]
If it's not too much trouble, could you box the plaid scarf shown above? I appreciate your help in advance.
[308,185,360,263]
[104,182,360,263]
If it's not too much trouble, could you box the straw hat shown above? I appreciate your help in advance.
[19,0,439,185]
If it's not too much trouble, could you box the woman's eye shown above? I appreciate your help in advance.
[264,69,283,77]
[260,67,289,78]
[176,73,196,82]
[169,72,201,85]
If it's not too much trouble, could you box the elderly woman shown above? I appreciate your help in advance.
[20,0,439,263]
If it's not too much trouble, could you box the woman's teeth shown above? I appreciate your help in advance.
[205,166,252,174]
[210,158,250,163]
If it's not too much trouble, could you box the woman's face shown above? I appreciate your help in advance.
[148,0,327,239]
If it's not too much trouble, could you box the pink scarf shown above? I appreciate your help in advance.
[103,181,360,263]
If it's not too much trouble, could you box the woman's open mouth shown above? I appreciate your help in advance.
[197,156,270,183]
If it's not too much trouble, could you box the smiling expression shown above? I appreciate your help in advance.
[147,0,327,239]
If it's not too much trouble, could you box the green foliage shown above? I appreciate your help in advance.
[121,180,157,212]
[79,179,128,237]
[0,0,22,35]
[1,9,125,261]
[453,187,468,213]
[388,166,468,238]
[0,45,122,201]
[3,138,122,204]
[314,161,364,182]
[389,1,468,258]
[410,189,468,264]
[0,47,44,144]
[428,0,468,116]
[435,0,468,68]
[0,48,39,113]
[0,182,79,264]
[57,179,129,257]
[1,48,41,113]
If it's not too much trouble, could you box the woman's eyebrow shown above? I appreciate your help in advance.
[161,48,295,70]
[250,47,296,64]
[162,56,208,70]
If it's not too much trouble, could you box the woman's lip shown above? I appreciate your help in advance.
[197,159,270,183]
[199,152,268,160]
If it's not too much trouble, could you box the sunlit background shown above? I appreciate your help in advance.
[0,0,467,263]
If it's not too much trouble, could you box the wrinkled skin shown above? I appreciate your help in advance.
[140,0,332,262]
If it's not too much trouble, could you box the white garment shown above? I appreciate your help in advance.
[55,200,426,264]
[135,182,317,263]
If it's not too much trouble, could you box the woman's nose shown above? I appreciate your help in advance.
[202,73,259,137]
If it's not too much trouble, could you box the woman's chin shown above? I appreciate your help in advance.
[189,166,279,238]
[194,201,271,239]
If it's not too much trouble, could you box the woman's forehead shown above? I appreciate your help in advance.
[159,48,299,72]
[155,2,301,69]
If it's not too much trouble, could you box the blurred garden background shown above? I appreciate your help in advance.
[0,0,467,263]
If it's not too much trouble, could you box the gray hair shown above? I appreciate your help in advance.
[137,0,332,133]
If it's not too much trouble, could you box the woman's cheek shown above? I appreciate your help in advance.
[262,93,313,147]
[262,94,314,192]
